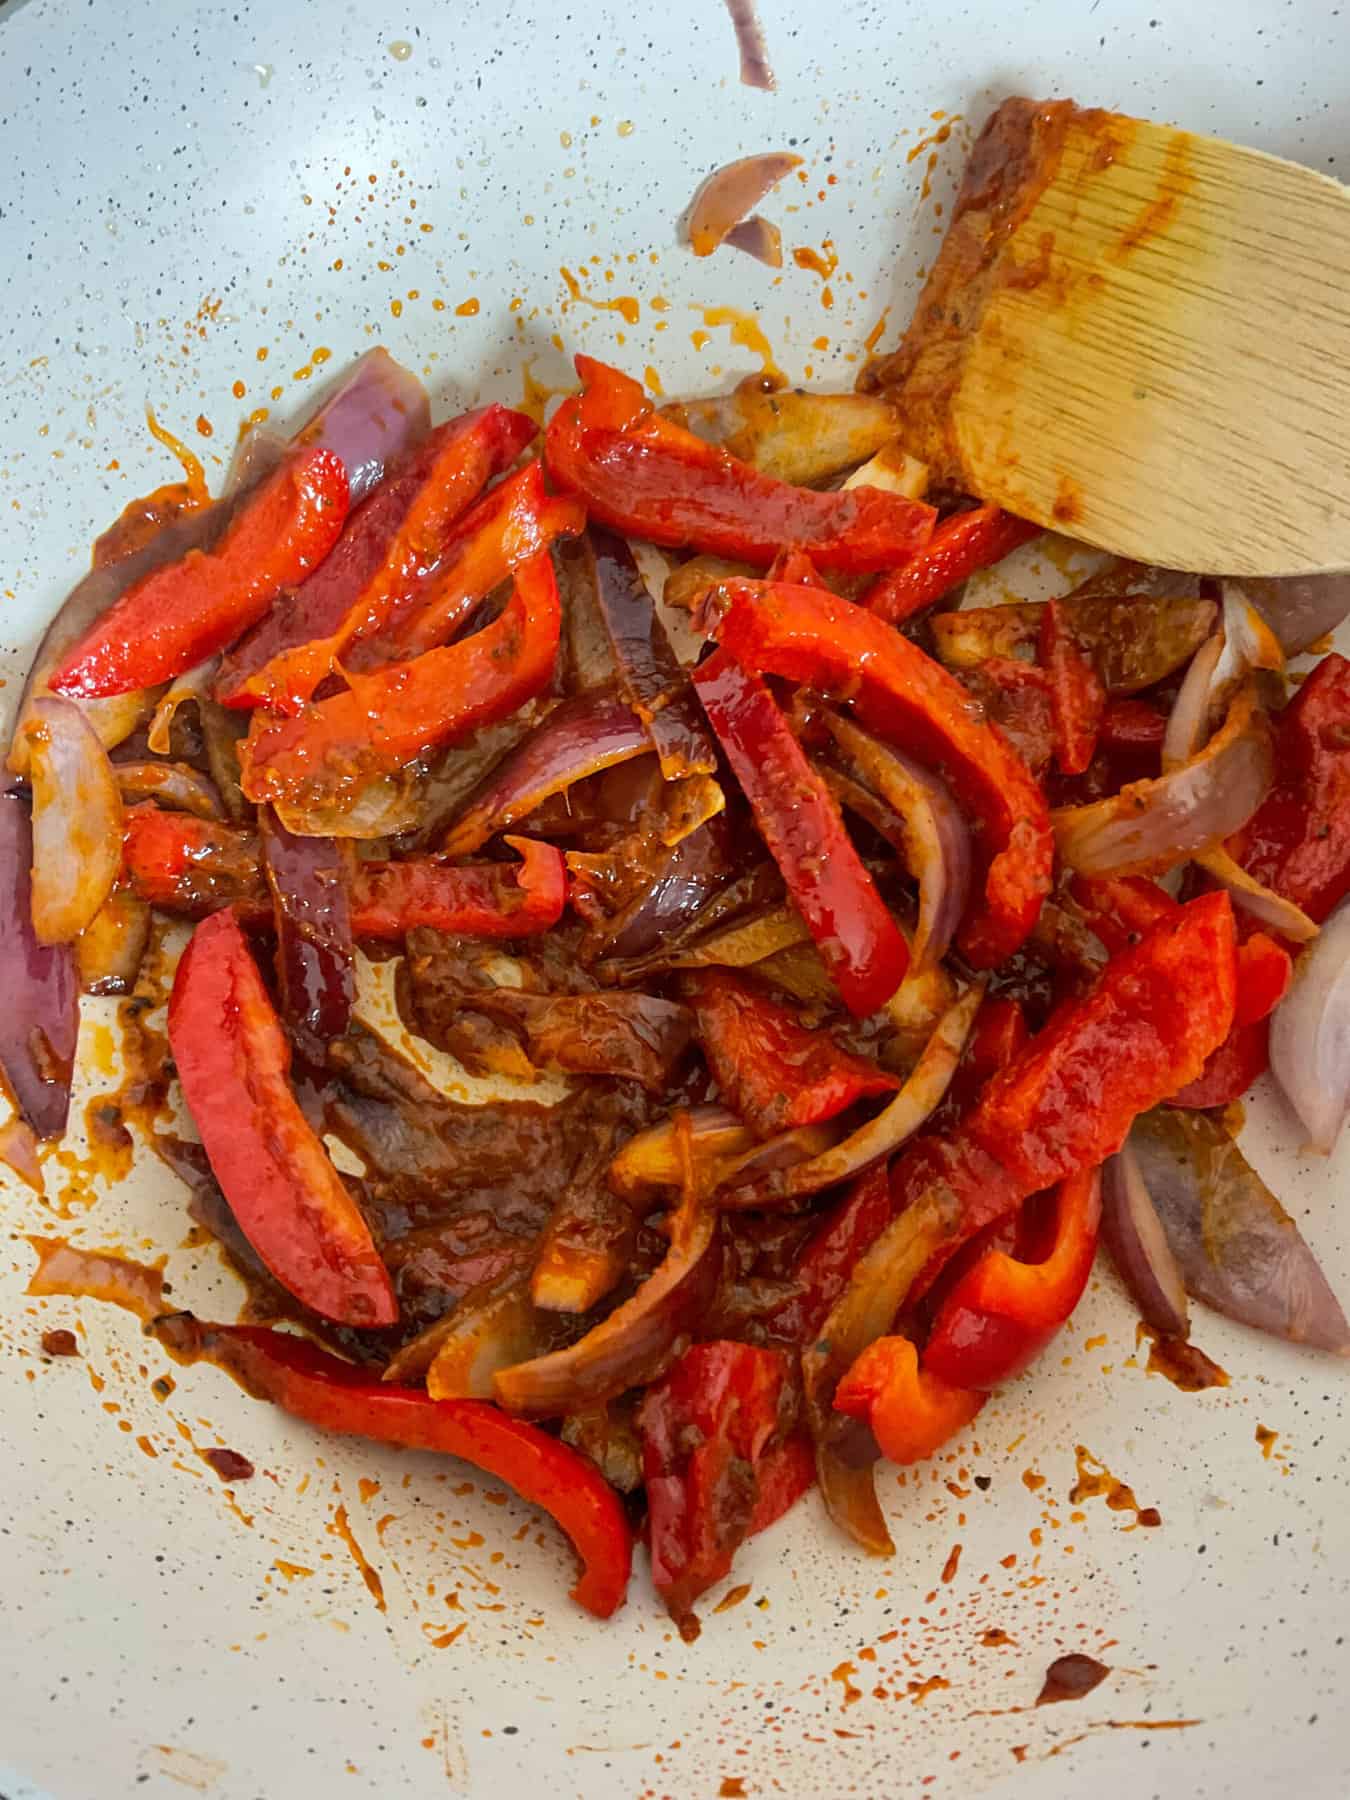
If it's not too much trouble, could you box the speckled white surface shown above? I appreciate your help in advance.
[2,2,1349,1796]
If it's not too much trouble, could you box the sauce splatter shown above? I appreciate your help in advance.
[940,1542,962,1583]
[202,1447,255,1483]
[723,0,775,90]
[1139,1325,1229,1392]
[1037,1653,1111,1706]
[40,1327,80,1357]
[329,1502,387,1612]
[1256,1424,1281,1459]
[25,1236,166,1322]
[454,298,480,318]
[1070,1444,1161,1529]
[714,1582,752,1613]
[692,305,783,381]
[560,267,641,326]
[831,1659,862,1707]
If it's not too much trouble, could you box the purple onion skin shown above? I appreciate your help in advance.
[1241,574,1350,657]
[1100,1146,1190,1339]
[1130,1108,1350,1355]
[259,810,355,1047]
[294,346,429,508]
[0,795,79,1138]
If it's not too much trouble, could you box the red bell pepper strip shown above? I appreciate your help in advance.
[639,1339,797,1627]
[154,1315,631,1618]
[833,1335,985,1465]
[50,448,350,698]
[765,1163,895,1349]
[167,909,397,1327]
[219,405,539,712]
[685,968,900,1136]
[864,504,1040,625]
[746,1432,816,1536]
[350,837,566,938]
[692,645,910,1015]
[1040,598,1105,777]
[388,461,584,660]
[892,891,1237,1300]
[121,805,563,941]
[238,550,561,812]
[546,355,936,572]
[706,578,1054,966]
[1072,874,1292,1106]
[1229,651,1350,924]
[922,1166,1102,1389]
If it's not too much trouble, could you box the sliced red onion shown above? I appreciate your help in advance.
[1054,683,1273,877]
[609,1105,756,1196]
[114,761,224,820]
[801,1184,956,1554]
[590,826,730,962]
[721,984,983,1207]
[685,153,802,257]
[661,380,901,488]
[931,592,1216,696]
[441,691,652,856]
[588,528,718,781]
[259,809,355,1046]
[724,214,783,267]
[76,889,152,996]
[841,441,930,499]
[1161,633,1224,771]
[146,656,219,756]
[1210,582,1285,713]
[1130,1107,1349,1352]
[1195,846,1320,945]
[660,905,810,971]
[272,770,429,841]
[426,1278,558,1400]
[1237,572,1350,656]
[1269,897,1350,1154]
[0,793,78,1138]
[292,346,429,508]
[823,710,973,971]
[20,697,124,945]
[493,1188,722,1417]
[1100,1146,1190,1339]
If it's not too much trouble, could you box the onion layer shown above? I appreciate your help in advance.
[1053,684,1272,878]
[1100,1146,1190,1339]
[493,1186,722,1417]
[295,345,430,508]
[0,794,78,1138]
[685,155,802,258]
[1269,897,1350,1154]
[20,697,124,944]
[1238,572,1350,656]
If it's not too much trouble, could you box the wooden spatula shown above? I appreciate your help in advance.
[863,98,1350,577]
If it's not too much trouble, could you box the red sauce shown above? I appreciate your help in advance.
[1036,1653,1111,1706]
[40,1328,80,1357]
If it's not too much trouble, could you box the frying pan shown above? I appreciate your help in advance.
[1,1,1347,1795]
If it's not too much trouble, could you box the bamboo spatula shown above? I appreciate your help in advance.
[864,98,1350,577]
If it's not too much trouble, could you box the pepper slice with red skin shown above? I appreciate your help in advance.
[546,356,935,572]
[238,550,562,812]
[167,908,397,1327]
[833,1335,985,1465]
[51,448,350,698]
[153,1315,632,1618]
[864,504,1039,625]
[705,577,1054,966]
[219,405,539,711]
[122,805,564,941]
[1040,598,1106,777]
[639,1339,797,1627]
[1229,650,1350,924]
[889,892,1237,1301]
[692,644,910,1015]
[921,1166,1102,1390]
[684,968,900,1137]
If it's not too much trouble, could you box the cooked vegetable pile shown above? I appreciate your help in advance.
[5,331,1349,1635]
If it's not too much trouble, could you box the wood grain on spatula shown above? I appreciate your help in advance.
[862,98,1350,577]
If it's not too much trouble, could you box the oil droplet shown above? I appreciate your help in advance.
[390,299,403,319]
[388,39,413,61]
[231,379,246,400]
[454,298,480,318]
[559,267,640,326]
[617,120,635,137]
[643,365,664,397]
[560,131,573,149]
[252,63,273,90]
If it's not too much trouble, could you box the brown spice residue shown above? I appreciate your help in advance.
[1140,1325,1230,1392]
[40,1328,80,1357]
[1036,1653,1111,1706]
[26,1237,166,1322]
[202,1448,255,1483]
[1070,1444,1161,1529]
[328,1503,387,1612]
[981,1627,1016,1647]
